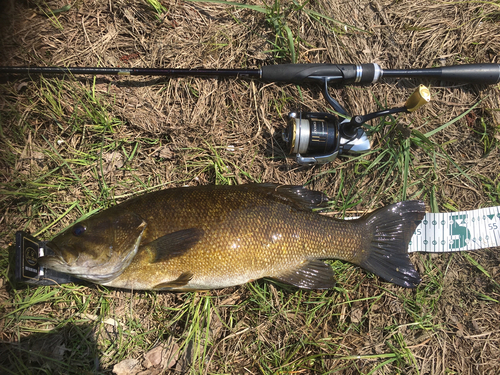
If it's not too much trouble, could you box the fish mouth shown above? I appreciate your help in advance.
[38,253,117,283]
[37,254,69,272]
[39,231,144,283]
[45,240,61,254]
[39,240,138,284]
[38,241,71,273]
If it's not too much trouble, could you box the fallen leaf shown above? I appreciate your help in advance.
[143,337,179,370]
[101,151,125,174]
[143,346,163,368]
[30,333,66,363]
[16,81,29,92]
[136,369,161,375]
[113,358,141,375]
[158,145,173,159]
[350,308,363,324]
[175,340,194,373]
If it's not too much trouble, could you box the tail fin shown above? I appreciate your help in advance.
[357,201,425,288]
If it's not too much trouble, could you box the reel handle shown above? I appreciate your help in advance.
[344,85,431,138]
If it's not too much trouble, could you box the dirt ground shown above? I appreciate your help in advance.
[0,0,499,374]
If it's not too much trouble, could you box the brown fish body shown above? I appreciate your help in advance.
[107,185,363,290]
[41,184,425,290]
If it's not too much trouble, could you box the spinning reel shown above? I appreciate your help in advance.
[282,84,431,165]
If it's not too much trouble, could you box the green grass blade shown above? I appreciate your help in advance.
[424,99,483,138]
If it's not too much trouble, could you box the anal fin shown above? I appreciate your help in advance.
[272,260,336,290]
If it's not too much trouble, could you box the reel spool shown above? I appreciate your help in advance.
[282,112,370,165]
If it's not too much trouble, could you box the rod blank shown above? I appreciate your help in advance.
[1,63,499,85]
[382,64,500,85]
[0,66,262,78]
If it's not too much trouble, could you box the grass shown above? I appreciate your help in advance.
[1,0,500,374]
[145,0,168,16]
[188,0,365,63]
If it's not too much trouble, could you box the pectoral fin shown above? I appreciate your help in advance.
[153,272,194,290]
[146,228,204,263]
[272,260,336,289]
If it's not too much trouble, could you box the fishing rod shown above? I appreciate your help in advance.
[2,63,499,165]
[2,63,499,84]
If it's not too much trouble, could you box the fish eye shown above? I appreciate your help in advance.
[72,223,86,237]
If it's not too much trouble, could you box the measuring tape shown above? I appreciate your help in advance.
[409,206,500,253]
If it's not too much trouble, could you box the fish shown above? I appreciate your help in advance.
[38,184,426,291]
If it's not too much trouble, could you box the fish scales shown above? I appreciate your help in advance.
[112,186,353,290]
[39,184,426,290]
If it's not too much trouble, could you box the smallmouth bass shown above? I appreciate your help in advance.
[39,184,425,290]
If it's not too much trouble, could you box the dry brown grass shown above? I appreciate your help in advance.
[0,0,499,374]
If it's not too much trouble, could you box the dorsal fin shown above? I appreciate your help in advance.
[242,183,330,211]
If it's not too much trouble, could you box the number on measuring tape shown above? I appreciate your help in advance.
[409,206,500,253]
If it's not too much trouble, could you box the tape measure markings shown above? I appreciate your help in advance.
[409,206,500,253]
[344,206,500,253]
